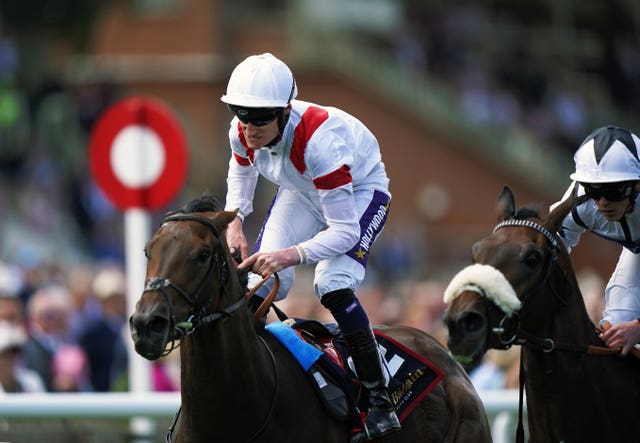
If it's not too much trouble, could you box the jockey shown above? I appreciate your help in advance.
[221,53,400,441]
[552,125,640,356]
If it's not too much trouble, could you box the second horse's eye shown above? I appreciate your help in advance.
[523,250,542,268]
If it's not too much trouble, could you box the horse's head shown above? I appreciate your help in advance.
[129,195,243,360]
[443,186,574,367]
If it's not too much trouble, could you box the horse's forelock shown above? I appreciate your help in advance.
[181,194,222,213]
[513,205,542,220]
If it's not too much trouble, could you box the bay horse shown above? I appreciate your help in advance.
[130,195,491,443]
[443,186,640,442]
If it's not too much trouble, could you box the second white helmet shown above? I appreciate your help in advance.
[570,126,640,183]
[220,53,297,108]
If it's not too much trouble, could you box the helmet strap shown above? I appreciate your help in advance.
[626,181,640,214]
[626,193,639,215]
[265,107,291,147]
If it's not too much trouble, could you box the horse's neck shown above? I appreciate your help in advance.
[177,311,275,434]
[521,272,602,434]
[181,318,268,388]
[534,265,597,343]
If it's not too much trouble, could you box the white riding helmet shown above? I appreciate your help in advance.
[220,53,297,108]
[570,126,640,183]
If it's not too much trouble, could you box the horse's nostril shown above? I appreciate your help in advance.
[130,312,169,339]
[148,316,169,335]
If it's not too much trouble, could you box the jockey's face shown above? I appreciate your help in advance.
[231,104,291,150]
[239,117,281,150]
[594,197,633,221]
[582,181,639,220]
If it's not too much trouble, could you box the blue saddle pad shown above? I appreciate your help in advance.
[265,321,323,370]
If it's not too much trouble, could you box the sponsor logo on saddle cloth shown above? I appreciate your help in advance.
[265,320,443,424]
[371,333,444,420]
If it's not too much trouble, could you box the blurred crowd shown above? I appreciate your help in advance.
[389,2,639,151]
[0,259,180,394]
[0,2,631,396]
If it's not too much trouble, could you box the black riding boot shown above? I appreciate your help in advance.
[344,326,401,442]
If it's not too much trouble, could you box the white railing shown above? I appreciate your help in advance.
[0,390,524,441]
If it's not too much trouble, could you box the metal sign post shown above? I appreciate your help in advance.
[89,96,189,441]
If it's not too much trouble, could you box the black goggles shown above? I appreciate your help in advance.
[581,182,635,202]
[227,105,280,126]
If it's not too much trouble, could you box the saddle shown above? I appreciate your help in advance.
[265,319,358,423]
[265,318,444,430]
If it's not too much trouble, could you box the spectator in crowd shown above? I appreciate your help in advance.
[0,261,25,326]
[66,264,103,342]
[0,320,45,393]
[51,343,91,392]
[78,264,128,391]
[21,284,78,391]
[152,353,180,392]
[468,347,520,391]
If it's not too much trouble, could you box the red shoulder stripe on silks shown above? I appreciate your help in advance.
[290,106,329,174]
[233,153,251,166]
[236,122,254,165]
[313,165,352,190]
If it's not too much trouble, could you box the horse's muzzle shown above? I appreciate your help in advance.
[129,311,171,360]
[444,308,488,367]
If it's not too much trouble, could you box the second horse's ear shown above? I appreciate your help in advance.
[496,186,515,221]
[547,196,572,235]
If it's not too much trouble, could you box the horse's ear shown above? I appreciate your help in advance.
[214,210,240,231]
[496,186,515,220]
[547,195,573,234]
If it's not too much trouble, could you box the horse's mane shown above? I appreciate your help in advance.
[168,194,249,293]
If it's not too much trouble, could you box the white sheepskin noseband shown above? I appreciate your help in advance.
[444,264,521,316]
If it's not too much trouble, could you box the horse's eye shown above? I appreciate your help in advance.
[196,248,211,263]
[144,248,150,260]
[524,250,542,268]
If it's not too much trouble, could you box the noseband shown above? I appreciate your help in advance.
[143,213,245,355]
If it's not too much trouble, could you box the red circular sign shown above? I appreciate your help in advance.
[89,97,188,210]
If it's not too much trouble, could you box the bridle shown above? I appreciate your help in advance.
[490,218,573,443]
[488,219,561,349]
[148,212,281,443]
[142,213,244,355]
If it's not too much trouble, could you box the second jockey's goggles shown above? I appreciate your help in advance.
[228,105,280,126]
[581,181,636,202]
